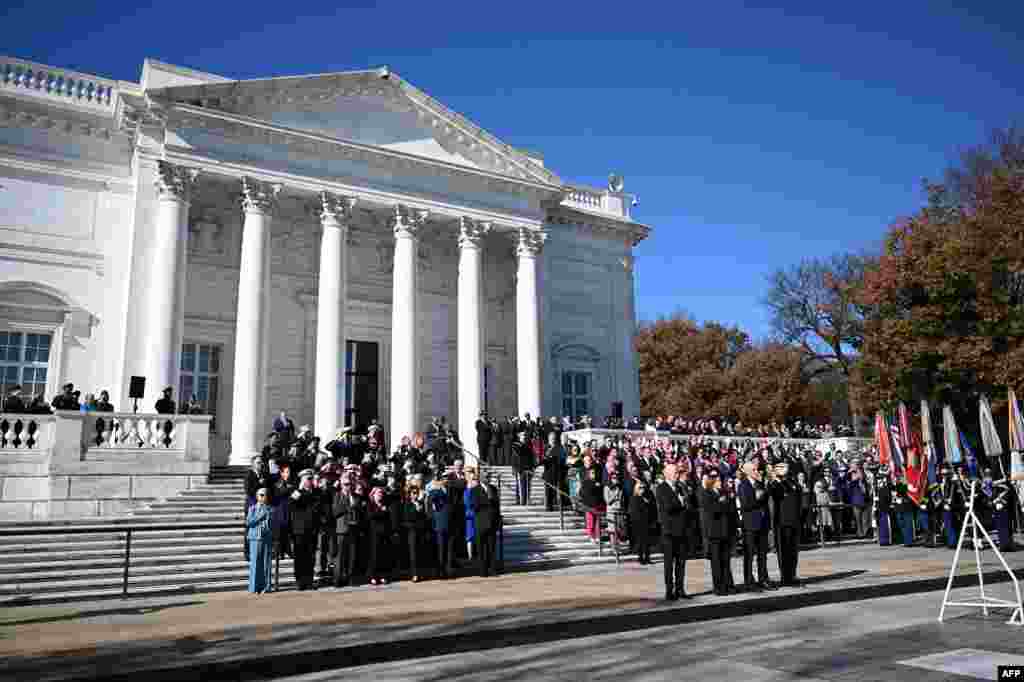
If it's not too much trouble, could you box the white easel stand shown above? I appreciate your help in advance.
[939,481,1023,625]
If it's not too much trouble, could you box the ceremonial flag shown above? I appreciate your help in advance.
[960,431,979,479]
[921,399,938,485]
[979,396,1004,477]
[875,412,893,468]
[942,405,963,464]
[898,403,916,468]
[1009,390,1024,482]
[888,415,906,475]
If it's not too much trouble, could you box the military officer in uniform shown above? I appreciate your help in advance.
[767,457,803,587]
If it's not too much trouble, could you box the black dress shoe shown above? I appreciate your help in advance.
[760,581,778,590]
[664,592,676,602]
[744,582,762,592]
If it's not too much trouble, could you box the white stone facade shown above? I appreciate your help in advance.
[0,56,649,468]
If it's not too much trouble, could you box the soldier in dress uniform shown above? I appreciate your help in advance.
[992,476,1015,552]
[767,457,803,587]
[892,474,915,547]
[288,469,321,590]
[875,465,893,546]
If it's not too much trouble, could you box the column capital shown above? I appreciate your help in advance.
[320,192,358,225]
[155,161,199,203]
[458,217,492,249]
[392,204,430,239]
[516,227,548,257]
[240,177,282,215]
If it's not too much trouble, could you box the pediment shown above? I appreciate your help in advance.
[152,68,561,186]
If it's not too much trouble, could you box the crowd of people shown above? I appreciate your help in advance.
[1,382,208,417]
[244,412,502,594]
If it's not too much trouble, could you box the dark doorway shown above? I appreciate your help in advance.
[345,341,378,431]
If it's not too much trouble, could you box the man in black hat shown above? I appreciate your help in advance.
[289,469,321,590]
[51,383,78,411]
[768,458,803,587]
[155,386,176,415]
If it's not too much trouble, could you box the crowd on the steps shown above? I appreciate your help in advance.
[243,408,1020,598]
[244,414,502,594]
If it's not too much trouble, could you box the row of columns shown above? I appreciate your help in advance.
[145,161,546,466]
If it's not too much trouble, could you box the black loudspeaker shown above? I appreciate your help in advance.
[129,376,146,400]
[611,402,623,419]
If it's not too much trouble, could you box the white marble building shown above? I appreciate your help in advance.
[0,56,648,466]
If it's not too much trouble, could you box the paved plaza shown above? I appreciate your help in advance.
[2,543,1023,681]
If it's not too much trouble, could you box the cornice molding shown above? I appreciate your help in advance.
[0,241,105,275]
[163,102,563,201]
[163,146,547,231]
[0,98,126,141]
[547,208,650,247]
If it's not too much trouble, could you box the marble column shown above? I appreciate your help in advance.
[315,192,357,439]
[143,161,199,404]
[457,217,490,464]
[515,227,546,419]
[621,250,639,417]
[229,177,280,465]
[389,205,429,451]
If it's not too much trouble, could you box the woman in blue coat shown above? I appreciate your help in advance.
[464,469,478,561]
[247,488,274,593]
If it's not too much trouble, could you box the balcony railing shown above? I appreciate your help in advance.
[564,186,605,211]
[0,414,53,450]
[0,56,119,111]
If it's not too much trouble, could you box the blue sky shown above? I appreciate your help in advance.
[5,1,1023,339]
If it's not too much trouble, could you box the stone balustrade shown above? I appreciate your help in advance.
[0,411,212,521]
[564,186,604,211]
[0,414,53,450]
[0,56,117,110]
[563,428,873,454]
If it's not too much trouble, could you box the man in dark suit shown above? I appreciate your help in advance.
[332,477,364,587]
[154,386,176,415]
[768,459,803,587]
[655,462,696,601]
[289,470,321,590]
[700,469,734,595]
[475,411,491,463]
[512,431,534,505]
[472,473,502,576]
[542,432,565,511]
[738,462,777,591]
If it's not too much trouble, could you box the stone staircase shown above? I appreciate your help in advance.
[0,465,625,604]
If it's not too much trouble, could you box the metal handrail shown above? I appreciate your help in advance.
[0,521,247,597]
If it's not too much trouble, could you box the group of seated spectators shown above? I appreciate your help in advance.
[623,416,857,439]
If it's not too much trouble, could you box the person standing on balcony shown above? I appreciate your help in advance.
[51,383,77,411]
[2,385,24,413]
[247,488,274,594]
[155,386,175,415]
[94,390,114,412]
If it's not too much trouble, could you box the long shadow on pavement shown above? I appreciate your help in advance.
[11,568,1024,682]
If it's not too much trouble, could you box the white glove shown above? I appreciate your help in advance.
[291,490,301,500]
